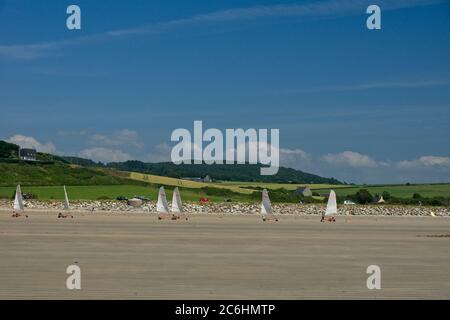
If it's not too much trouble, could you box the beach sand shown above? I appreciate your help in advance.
[0,210,449,299]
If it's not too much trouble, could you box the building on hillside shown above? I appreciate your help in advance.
[19,148,36,161]
[294,186,313,197]
[344,200,356,205]
[182,175,213,183]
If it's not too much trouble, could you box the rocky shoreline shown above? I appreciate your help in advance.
[1,199,450,216]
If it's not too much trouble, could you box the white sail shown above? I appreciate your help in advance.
[324,190,337,217]
[63,185,70,210]
[13,185,24,211]
[157,186,169,213]
[261,189,273,215]
[171,187,183,213]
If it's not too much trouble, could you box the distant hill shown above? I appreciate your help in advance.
[1,139,342,186]
[0,140,67,163]
[0,140,148,187]
[62,156,105,167]
[0,161,151,187]
[106,160,343,185]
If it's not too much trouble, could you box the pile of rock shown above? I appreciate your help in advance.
[1,199,449,216]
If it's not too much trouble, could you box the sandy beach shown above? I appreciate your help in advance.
[1,209,449,299]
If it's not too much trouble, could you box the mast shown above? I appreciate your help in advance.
[63,186,70,210]
[261,189,273,215]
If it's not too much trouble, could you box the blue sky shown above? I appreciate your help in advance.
[1,0,450,183]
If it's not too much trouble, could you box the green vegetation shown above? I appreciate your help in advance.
[62,156,104,167]
[0,162,150,187]
[0,140,19,159]
[1,140,449,205]
[247,186,321,203]
[0,140,70,164]
[315,184,450,199]
[0,185,253,202]
[220,181,349,190]
[328,187,450,206]
[1,183,449,205]
[35,152,69,163]
[62,155,344,186]
[125,170,255,193]
[103,160,344,185]
[353,189,373,204]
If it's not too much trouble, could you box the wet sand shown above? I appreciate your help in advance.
[0,210,449,299]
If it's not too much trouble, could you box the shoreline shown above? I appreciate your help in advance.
[1,199,450,217]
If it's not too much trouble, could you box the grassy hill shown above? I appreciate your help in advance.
[62,156,343,185]
[0,162,151,187]
[61,156,104,167]
[106,160,343,184]
[0,141,262,201]
[0,140,138,187]
[2,140,449,204]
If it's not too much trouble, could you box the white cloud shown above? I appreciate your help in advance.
[78,147,131,163]
[145,143,172,162]
[172,141,204,162]
[420,156,450,166]
[316,153,450,183]
[89,129,144,149]
[397,155,450,168]
[321,151,378,168]
[283,79,450,94]
[222,140,280,162]
[280,148,310,159]
[6,134,56,153]
[279,148,311,168]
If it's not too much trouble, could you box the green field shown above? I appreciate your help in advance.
[2,183,450,203]
[0,185,253,202]
[126,171,255,194]
[1,160,450,204]
[219,181,349,191]
[222,181,450,199]
[314,184,450,199]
